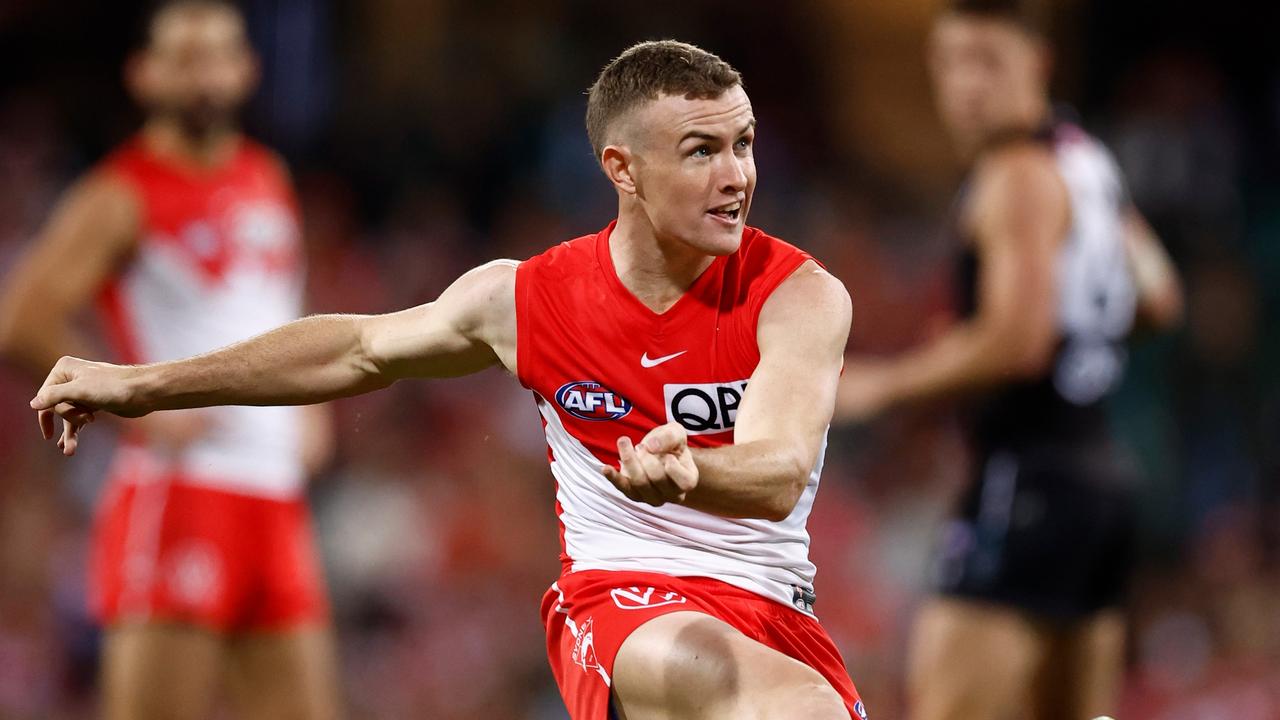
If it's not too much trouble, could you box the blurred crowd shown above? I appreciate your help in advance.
[1,1,1278,718]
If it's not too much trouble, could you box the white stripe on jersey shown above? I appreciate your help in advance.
[538,395,824,616]
[1052,130,1138,405]
[112,227,306,498]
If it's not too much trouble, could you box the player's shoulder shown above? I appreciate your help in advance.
[451,259,518,329]
[65,156,144,226]
[94,136,151,183]
[970,140,1069,223]
[234,137,293,183]
[764,259,850,321]
[974,139,1060,188]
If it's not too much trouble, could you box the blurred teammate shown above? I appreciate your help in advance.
[27,40,866,719]
[0,2,338,718]
[836,1,1182,718]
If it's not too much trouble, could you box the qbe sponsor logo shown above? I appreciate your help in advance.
[663,380,748,435]
[555,381,632,421]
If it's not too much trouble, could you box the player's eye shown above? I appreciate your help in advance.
[735,137,752,151]
[691,145,712,158]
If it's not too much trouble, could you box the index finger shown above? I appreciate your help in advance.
[617,436,646,482]
[38,407,55,440]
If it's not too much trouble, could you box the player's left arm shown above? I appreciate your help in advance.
[688,262,851,520]
[835,146,1065,421]
[602,261,851,521]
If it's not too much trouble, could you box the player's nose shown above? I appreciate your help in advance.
[716,153,749,194]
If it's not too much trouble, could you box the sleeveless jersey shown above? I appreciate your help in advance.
[516,222,826,615]
[96,137,307,499]
[955,121,1136,455]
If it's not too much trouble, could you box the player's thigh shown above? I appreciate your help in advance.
[907,597,1047,720]
[1031,610,1125,720]
[102,622,226,720]
[611,611,846,720]
[225,622,343,720]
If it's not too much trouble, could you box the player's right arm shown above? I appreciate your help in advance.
[1122,207,1183,332]
[30,260,518,455]
[0,172,139,376]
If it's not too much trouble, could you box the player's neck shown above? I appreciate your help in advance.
[960,98,1051,161]
[140,119,241,170]
[610,214,716,315]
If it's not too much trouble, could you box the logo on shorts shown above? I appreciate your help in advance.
[555,381,632,421]
[164,541,223,610]
[855,700,869,719]
[571,616,599,672]
[610,586,688,610]
[663,380,748,435]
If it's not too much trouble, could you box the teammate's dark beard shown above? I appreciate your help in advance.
[152,98,238,145]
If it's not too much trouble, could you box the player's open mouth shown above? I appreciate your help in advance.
[707,201,742,225]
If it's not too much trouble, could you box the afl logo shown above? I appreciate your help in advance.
[555,381,632,421]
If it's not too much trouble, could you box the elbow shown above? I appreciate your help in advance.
[760,461,810,522]
[1007,345,1054,381]
[1142,288,1185,333]
[1000,329,1056,382]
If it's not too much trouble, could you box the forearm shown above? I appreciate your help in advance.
[684,439,810,521]
[136,314,388,411]
[882,324,1041,408]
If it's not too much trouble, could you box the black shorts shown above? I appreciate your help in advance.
[932,444,1139,620]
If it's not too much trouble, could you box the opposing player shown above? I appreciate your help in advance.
[0,2,338,718]
[28,41,865,719]
[836,1,1182,719]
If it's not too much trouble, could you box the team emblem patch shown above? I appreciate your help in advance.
[571,616,599,672]
[555,381,632,421]
[855,700,869,719]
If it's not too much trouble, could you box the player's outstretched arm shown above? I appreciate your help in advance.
[30,260,517,455]
[601,261,850,521]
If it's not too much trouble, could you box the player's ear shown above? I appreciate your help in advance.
[123,51,152,105]
[239,49,263,99]
[601,144,638,196]
[1026,32,1053,85]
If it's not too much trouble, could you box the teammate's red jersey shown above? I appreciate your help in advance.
[519,223,865,718]
[97,136,307,499]
[88,137,324,631]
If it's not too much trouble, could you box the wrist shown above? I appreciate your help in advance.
[126,362,165,411]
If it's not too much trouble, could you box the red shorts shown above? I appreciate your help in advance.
[90,477,328,632]
[542,570,866,720]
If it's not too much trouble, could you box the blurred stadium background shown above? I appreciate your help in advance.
[0,0,1277,718]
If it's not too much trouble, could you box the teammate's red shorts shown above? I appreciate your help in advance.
[542,570,866,719]
[90,476,328,632]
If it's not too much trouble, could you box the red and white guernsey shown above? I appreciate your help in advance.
[517,222,827,615]
[96,137,306,499]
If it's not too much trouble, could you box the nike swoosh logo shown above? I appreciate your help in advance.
[640,350,687,368]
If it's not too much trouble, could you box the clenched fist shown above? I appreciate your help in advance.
[601,422,699,507]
